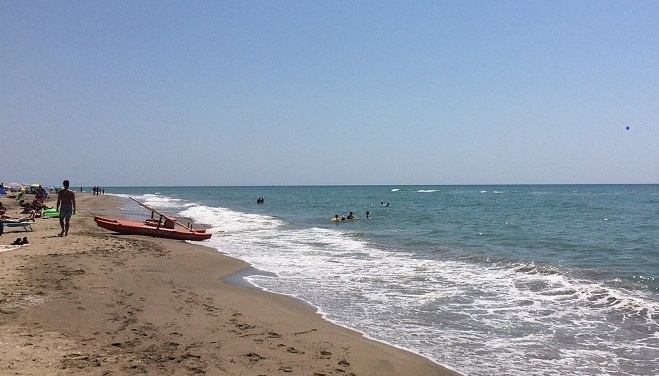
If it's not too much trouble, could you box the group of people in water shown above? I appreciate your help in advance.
[333,211,371,221]
[332,201,392,221]
[252,196,384,222]
[333,212,355,221]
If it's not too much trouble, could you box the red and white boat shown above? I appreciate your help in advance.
[94,197,212,241]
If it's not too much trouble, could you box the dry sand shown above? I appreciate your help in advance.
[0,193,461,375]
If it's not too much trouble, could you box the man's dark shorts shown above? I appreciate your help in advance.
[59,205,73,219]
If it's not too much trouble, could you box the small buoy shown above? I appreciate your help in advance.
[625,126,630,130]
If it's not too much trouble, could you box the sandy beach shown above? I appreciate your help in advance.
[0,193,460,375]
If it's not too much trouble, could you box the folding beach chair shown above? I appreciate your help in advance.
[3,222,33,232]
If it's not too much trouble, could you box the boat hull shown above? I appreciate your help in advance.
[94,216,212,241]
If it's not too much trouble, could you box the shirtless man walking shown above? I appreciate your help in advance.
[57,179,76,236]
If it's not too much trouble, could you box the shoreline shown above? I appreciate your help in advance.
[0,193,461,375]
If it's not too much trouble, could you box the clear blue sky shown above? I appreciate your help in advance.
[2,1,658,187]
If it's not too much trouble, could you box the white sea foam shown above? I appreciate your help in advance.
[140,194,193,209]
[197,207,659,376]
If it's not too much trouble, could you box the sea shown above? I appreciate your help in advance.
[103,185,659,376]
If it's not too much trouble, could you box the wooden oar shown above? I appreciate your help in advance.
[129,197,198,233]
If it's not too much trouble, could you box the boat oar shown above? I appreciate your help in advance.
[129,197,199,233]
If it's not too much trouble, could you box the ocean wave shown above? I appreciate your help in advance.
[510,263,659,319]
[515,264,561,275]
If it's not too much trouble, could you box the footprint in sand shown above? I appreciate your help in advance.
[267,332,282,338]
[245,352,265,362]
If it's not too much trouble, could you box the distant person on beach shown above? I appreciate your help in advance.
[57,180,76,237]
[31,198,50,210]
[3,211,37,223]
[35,185,47,203]
[0,202,5,236]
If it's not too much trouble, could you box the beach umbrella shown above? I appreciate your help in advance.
[6,183,22,191]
